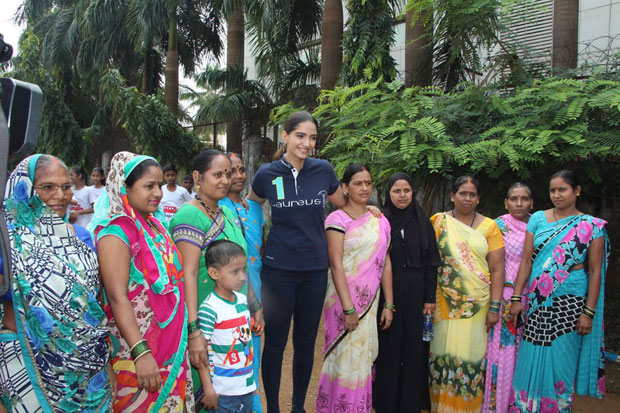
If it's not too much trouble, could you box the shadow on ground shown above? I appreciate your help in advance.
[259,320,620,412]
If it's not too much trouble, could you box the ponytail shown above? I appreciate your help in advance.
[273,144,286,161]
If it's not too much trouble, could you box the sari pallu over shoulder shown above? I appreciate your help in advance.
[322,211,391,357]
[429,212,503,413]
[316,211,390,413]
[1,156,111,412]
[432,213,494,320]
[91,152,191,412]
[526,214,609,397]
[482,214,528,413]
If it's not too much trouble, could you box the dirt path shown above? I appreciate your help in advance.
[259,321,620,412]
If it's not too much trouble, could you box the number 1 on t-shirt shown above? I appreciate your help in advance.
[272,176,285,200]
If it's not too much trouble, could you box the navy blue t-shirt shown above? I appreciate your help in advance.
[252,156,339,271]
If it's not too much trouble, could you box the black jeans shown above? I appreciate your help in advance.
[260,264,327,413]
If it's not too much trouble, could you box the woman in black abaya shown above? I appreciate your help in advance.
[373,173,441,412]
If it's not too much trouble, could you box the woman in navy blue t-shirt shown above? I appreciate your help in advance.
[248,111,347,412]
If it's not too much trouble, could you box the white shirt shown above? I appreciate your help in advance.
[161,185,193,221]
[89,185,105,203]
[70,186,96,229]
[198,291,256,396]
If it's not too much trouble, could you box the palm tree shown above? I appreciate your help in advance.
[226,7,245,153]
[189,65,272,138]
[245,0,323,97]
[15,0,222,164]
[406,0,506,91]
[551,0,579,72]
[320,0,343,90]
[165,16,180,115]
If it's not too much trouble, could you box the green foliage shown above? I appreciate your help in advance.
[341,0,398,86]
[245,0,323,97]
[185,65,272,136]
[308,76,620,199]
[406,0,513,91]
[99,69,201,165]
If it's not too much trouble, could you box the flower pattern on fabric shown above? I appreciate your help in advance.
[318,211,389,413]
[434,215,492,319]
[430,353,485,402]
[529,217,606,311]
[2,156,111,412]
[511,213,610,413]
[93,152,192,412]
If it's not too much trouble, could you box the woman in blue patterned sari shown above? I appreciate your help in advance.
[0,155,113,412]
[218,152,266,413]
[509,170,609,412]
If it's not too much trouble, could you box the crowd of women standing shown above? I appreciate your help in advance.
[0,110,610,413]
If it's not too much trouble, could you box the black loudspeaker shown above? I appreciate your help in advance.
[0,78,43,296]
[0,78,43,159]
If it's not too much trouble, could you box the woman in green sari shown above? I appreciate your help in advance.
[170,149,261,410]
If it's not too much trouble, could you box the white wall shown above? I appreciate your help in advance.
[578,0,620,65]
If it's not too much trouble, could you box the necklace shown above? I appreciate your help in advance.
[452,209,477,227]
[196,194,221,220]
[341,206,367,220]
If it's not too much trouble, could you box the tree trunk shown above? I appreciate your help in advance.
[404,6,432,87]
[226,8,244,154]
[320,0,343,90]
[552,0,579,72]
[141,38,155,94]
[165,17,179,116]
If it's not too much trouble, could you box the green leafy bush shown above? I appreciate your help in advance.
[311,77,620,193]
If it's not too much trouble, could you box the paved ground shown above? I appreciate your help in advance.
[260,321,620,412]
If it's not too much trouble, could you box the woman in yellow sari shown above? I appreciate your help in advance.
[429,176,505,412]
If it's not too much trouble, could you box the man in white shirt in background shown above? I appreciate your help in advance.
[161,164,193,222]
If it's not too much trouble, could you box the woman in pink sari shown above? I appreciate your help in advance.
[316,164,393,413]
[93,152,192,411]
[482,183,533,412]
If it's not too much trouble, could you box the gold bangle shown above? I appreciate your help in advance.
[130,339,149,360]
[383,302,396,312]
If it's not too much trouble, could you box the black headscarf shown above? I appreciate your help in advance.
[382,173,441,268]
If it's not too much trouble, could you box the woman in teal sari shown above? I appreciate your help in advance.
[510,170,609,412]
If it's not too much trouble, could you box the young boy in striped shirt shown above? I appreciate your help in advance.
[197,240,258,412]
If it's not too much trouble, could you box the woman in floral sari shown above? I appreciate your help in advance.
[509,170,608,412]
[483,183,533,413]
[0,155,112,412]
[316,164,393,413]
[93,152,192,412]
[429,176,505,413]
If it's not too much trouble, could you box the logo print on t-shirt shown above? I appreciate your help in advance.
[271,176,285,200]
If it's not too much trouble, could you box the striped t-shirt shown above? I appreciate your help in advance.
[198,291,256,396]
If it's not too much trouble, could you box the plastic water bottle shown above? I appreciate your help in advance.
[422,313,434,342]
